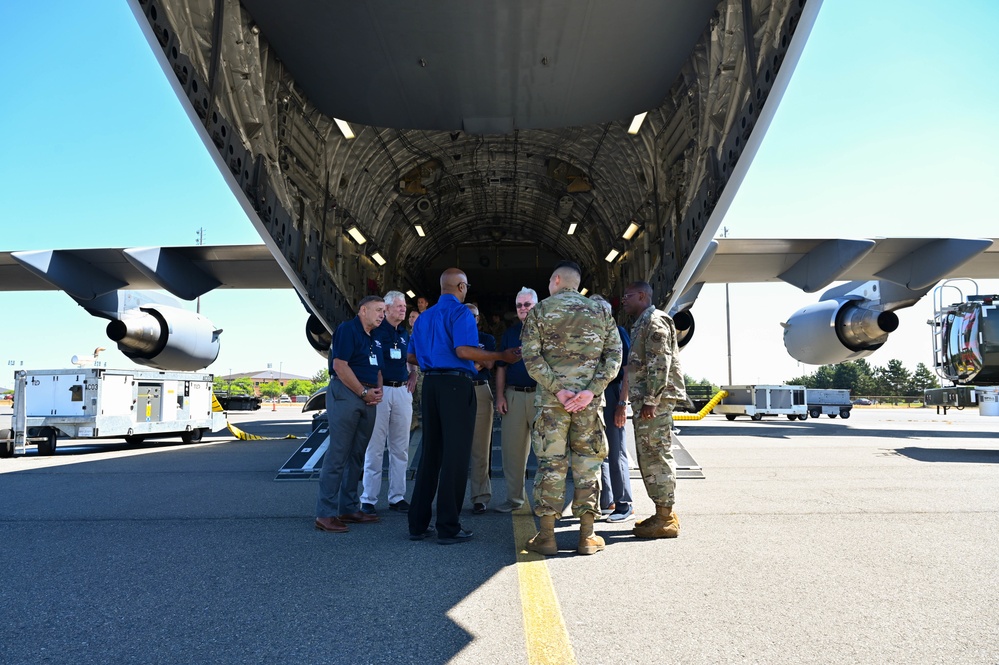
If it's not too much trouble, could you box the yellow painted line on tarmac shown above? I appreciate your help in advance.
[511,508,577,665]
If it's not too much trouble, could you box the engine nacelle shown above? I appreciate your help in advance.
[673,309,695,349]
[106,304,221,371]
[305,313,331,358]
[782,299,899,366]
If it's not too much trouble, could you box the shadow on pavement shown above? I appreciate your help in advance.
[0,434,511,663]
[892,447,999,464]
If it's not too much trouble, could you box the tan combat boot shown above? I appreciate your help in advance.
[577,512,606,555]
[525,515,558,556]
[633,506,679,539]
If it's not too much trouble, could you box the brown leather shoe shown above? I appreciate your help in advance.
[315,516,349,533]
[339,511,380,524]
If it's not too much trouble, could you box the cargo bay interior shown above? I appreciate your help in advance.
[138,0,808,329]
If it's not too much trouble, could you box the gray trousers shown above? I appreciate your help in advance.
[316,378,377,518]
[600,381,634,508]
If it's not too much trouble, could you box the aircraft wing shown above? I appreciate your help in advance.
[685,237,999,292]
[0,245,288,299]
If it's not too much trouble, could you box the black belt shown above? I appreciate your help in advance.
[510,385,536,392]
[472,380,488,386]
[384,381,407,388]
[360,382,377,388]
[425,370,471,378]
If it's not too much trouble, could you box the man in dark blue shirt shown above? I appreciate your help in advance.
[493,287,539,513]
[360,291,416,515]
[465,303,495,514]
[406,268,519,544]
[591,294,635,523]
[315,295,386,533]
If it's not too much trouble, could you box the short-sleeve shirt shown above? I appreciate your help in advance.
[371,319,410,383]
[329,316,382,386]
[407,294,479,376]
[474,331,495,382]
[610,325,631,385]
[498,321,536,388]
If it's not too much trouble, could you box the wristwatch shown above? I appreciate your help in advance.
[618,400,629,406]
[361,388,369,399]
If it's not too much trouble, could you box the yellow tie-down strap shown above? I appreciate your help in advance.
[212,395,298,440]
[673,390,729,421]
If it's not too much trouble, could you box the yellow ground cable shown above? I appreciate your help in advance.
[212,394,298,440]
[673,390,729,421]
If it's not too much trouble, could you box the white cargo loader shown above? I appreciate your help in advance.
[1,368,226,457]
[714,385,808,421]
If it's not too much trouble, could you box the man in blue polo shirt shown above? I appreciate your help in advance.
[493,286,539,513]
[360,291,416,515]
[315,295,386,533]
[406,268,520,545]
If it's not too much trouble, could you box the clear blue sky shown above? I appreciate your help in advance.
[1,1,997,386]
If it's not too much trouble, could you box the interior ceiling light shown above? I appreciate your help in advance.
[405,290,416,299]
[334,118,355,140]
[579,287,589,296]
[371,252,387,266]
[414,224,426,237]
[627,112,648,135]
[567,223,577,235]
[622,222,641,240]
[605,248,621,263]
[346,226,367,245]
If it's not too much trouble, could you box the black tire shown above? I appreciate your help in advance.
[37,429,57,456]
[827,414,837,419]
[751,413,763,421]
[1,429,13,458]
[786,414,796,421]
[809,409,820,419]
[725,414,737,421]
[840,410,851,419]
[181,428,205,444]
[124,435,145,444]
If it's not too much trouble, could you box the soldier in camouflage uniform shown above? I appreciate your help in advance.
[621,281,686,538]
[520,261,623,555]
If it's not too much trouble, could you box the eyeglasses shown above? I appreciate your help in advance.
[516,302,534,309]
[621,293,637,300]
[459,282,471,290]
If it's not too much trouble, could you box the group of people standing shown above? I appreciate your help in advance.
[314,260,685,555]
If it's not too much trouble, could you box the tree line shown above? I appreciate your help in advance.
[213,369,330,400]
[786,359,940,397]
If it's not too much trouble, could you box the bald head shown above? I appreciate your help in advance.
[440,268,470,302]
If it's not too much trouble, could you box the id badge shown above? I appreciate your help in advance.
[369,353,379,366]
[390,347,402,360]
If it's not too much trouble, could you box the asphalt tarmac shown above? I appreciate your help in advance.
[1,406,998,664]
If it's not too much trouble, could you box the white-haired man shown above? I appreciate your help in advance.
[360,290,417,515]
[493,286,539,513]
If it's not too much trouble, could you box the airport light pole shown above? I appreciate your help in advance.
[723,227,733,385]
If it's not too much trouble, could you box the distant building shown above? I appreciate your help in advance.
[218,370,312,396]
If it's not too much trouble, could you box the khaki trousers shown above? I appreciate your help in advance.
[469,383,494,504]
[500,387,535,507]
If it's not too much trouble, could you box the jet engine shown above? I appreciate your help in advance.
[305,313,331,358]
[782,299,899,366]
[105,304,221,371]
[673,309,695,349]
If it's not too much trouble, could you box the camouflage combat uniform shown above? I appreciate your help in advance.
[628,304,686,508]
[521,287,623,518]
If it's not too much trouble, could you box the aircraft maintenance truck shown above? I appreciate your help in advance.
[1,368,225,457]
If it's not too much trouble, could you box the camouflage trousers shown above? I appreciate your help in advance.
[633,410,676,507]
[532,403,608,518]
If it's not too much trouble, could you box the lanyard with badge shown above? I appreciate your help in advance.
[389,326,404,361]
[368,338,379,366]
